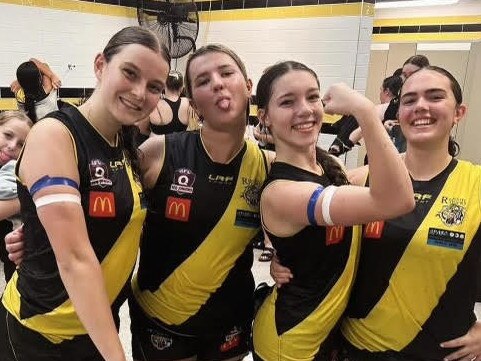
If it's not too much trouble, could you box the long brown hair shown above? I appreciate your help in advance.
[101,26,171,180]
[257,61,348,186]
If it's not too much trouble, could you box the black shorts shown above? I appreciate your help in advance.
[129,297,250,361]
[0,302,103,361]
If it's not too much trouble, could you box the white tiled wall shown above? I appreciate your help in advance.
[194,14,373,92]
[0,3,135,87]
[0,3,373,97]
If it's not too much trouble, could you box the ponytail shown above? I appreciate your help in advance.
[24,96,38,123]
[120,125,142,183]
[448,136,460,157]
[316,147,349,186]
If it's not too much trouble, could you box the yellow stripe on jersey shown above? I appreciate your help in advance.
[2,159,146,342]
[253,226,361,361]
[132,140,266,325]
[342,161,481,351]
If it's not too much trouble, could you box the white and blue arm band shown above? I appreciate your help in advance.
[29,176,79,197]
[321,186,337,226]
[34,194,81,209]
[307,185,337,226]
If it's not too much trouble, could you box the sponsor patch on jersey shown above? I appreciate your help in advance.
[235,210,260,228]
[414,192,432,204]
[109,160,124,171]
[170,168,195,195]
[326,225,345,245]
[149,329,173,350]
[363,221,385,239]
[437,198,466,227]
[89,159,113,188]
[208,174,235,185]
[427,227,465,250]
[220,326,242,353]
[89,191,116,217]
[241,178,261,207]
[165,196,191,222]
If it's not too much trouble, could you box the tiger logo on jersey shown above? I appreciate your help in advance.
[437,203,466,227]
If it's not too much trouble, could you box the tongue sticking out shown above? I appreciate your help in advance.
[217,98,230,110]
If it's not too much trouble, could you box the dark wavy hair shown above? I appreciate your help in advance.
[257,61,348,186]
[102,26,171,181]
[166,71,184,92]
[401,65,462,157]
[382,75,403,98]
[16,61,45,123]
[403,55,430,68]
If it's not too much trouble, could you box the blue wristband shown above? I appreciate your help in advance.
[307,186,324,226]
[30,175,79,197]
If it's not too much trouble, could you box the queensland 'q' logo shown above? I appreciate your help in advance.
[170,168,195,195]
[89,159,112,188]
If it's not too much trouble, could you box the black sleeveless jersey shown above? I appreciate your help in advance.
[2,106,146,342]
[253,162,360,361]
[342,159,481,360]
[132,131,268,334]
[150,98,187,135]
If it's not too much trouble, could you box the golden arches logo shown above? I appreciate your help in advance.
[89,191,116,218]
[363,221,384,239]
[165,197,191,222]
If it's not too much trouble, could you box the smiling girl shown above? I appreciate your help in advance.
[251,61,414,361]
[0,26,170,361]
[0,111,32,282]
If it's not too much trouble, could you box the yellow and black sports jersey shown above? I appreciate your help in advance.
[342,159,481,360]
[253,162,360,361]
[2,105,146,343]
[132,131,268,335]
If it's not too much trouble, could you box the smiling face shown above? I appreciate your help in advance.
[95,43,169,126]
[187,51,251,131]
[260,69,323,150]
[0,117,31,165]
[398,69,466,150]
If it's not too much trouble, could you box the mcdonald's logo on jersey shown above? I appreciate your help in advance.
[166,197,191,222]
[89,191,115,218]
[363,221,385,239]
[326,225,345,245]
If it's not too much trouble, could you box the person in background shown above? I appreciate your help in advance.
[134,70,199,146]
[11,58,62,123]
[389,55,430,153]
[329,74,402,164]
[149,70,192,135]
[0,26,170,361]
[251,60,414,361]
[0,111,32,283]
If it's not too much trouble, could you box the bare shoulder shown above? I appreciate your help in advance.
[27,118,73,148]
[139,135,166,189]
[347,165,369,186]
[20,118,79,185]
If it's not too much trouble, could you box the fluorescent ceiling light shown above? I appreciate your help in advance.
[371,43,390,50]
[375,0,459,9]
[417,42,471,51]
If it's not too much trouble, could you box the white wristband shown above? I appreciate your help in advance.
[35,193,81,208]
[321,186,337,226]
